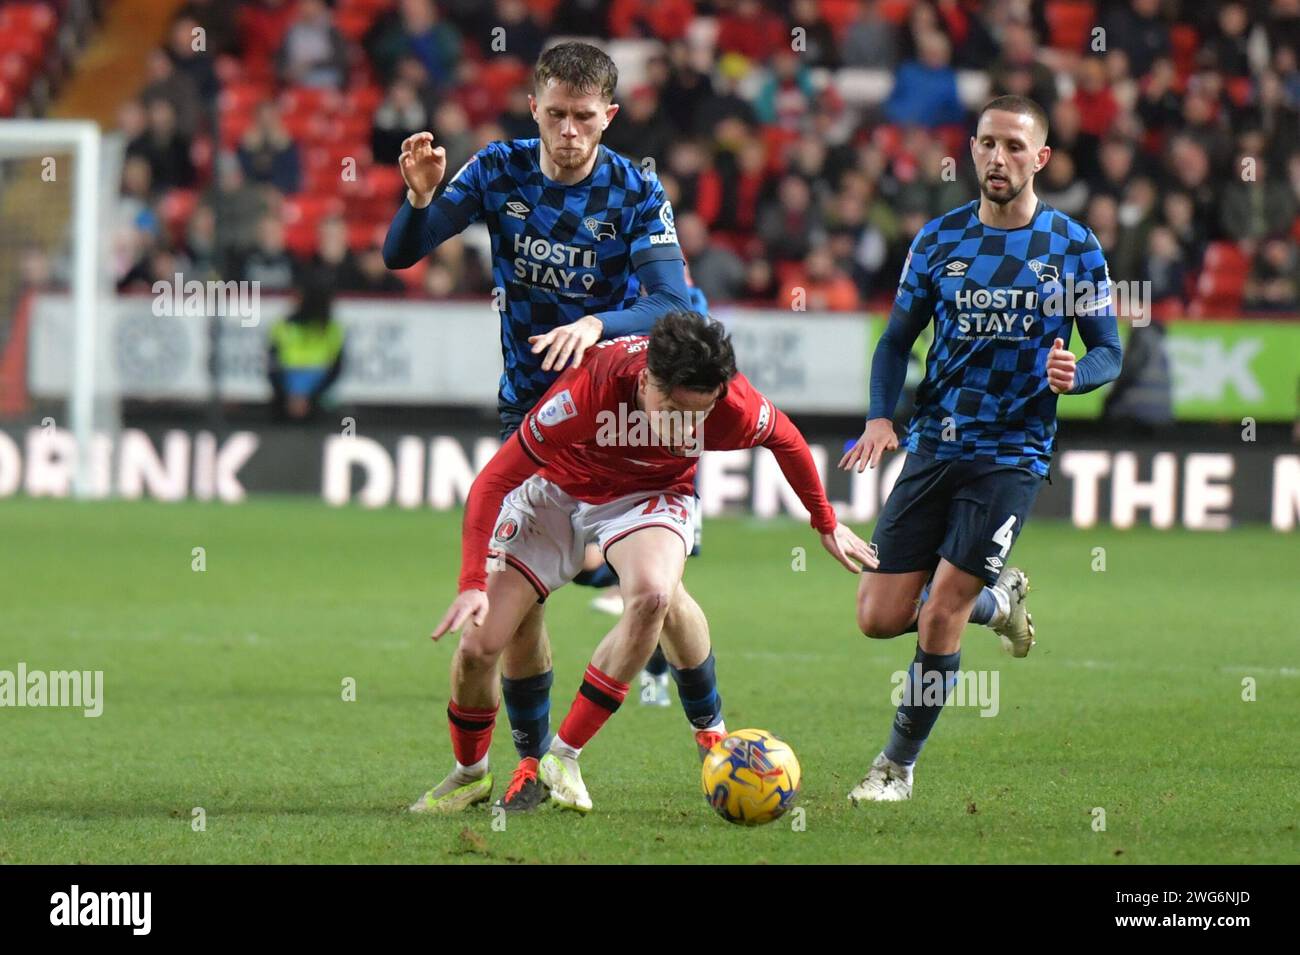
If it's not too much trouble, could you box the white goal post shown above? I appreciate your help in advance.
[0,119,104,496]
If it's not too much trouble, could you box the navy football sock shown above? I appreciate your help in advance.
[644,645,669,677]
[669,652,723,730]
[883,645,962,766]
[968,586,998,625]
[501,670,553,760]
[573,563,619,589]
[901,584,997,632]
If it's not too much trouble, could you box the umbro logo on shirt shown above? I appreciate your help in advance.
[945,260,969,276]
[505,200,530,220]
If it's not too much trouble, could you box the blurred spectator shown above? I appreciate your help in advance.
[712,134,769,235]
[117,155,160,229]
[659,42,714,134]
[236,215,298,291]
[1101,0,1171,79]
[126,99,196,191]
[347,246,407,294]
[716,0,788,64]
[1092,137,1140,199]
[268,283,345,422]
[883,30,965,128]
[677,212,745,303]
[430,236,490,295]
[140,48,203,138]
[1245,238,1299,311]
[118,245,194,294]
[1145,225,1187,308]
[306,216,362,290]
[1160,190,1207,270]
[491,0,547,66]
[498,84,537,141]
[183,203,223,280]
[663,139,721,225]
[741,258,778,304]
[758,175,820,264]
[788,0,840,69]
[166,13,219,104]
[371,79,430,165]
[278,0,350,89]
[175,0,239,58]
[755,50,816,130]
[1205,2,1253,77]
[1137,57,1183,135]
[602,86,674,165]
[781,247,861,312]
[1038,151,1090,218]
[842,0,897,70]
[989,21,1056,115]
[1072,58,1120,139]
[430,102,475,180]
[1219,156,1298,242]
[205,155,273,261]
[608,0,694,42]
[238,102,302,194]
[367,0,461,88]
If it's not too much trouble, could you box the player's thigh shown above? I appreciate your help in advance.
[460,563,546,666]
[489,476,584,599]
[940,464,1044,586]
[856,568,931,638]
[869,453,952,578]
[587,491,692,601]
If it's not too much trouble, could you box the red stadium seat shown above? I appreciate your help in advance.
[1044,0,1095,52]
[1203,241,1248,274]
[280,86,342,117]
[344,86,384,116]
[0,3,57,40]
[158,189,200,246]
[0,31,48,66]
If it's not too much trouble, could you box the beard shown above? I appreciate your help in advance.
[979,171,1026,205]
[545,136,597,170]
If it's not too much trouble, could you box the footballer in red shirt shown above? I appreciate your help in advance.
[410,312,876,814]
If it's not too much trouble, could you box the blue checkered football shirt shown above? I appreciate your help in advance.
[869,198,1123,476]
[388,138,686,409]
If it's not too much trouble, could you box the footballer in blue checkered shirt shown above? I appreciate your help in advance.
[384,42,723,814]
[838,96,1123,803]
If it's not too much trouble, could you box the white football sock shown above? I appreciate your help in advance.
[454,756,489,780]
[988,586,1011,628]
[551,736,581,760]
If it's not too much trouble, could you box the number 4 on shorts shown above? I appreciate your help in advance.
[992,515,1016,558]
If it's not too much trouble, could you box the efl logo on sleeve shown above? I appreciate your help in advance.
[538,389,578,427]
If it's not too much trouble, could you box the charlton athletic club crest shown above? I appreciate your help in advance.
[494,518,519,543]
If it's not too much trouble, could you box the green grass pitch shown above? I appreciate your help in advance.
[1,496,1296,864]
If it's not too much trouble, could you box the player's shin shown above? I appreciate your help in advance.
[883,644,962,767]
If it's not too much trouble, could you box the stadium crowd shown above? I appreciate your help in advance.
[100,0,1300,317]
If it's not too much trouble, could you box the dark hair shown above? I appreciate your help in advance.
[978,94,1049,143]
[534,41,618,102]
[290,281,334,326]
[647,311,737,395]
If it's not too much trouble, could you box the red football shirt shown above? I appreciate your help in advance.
[459,336,838,591]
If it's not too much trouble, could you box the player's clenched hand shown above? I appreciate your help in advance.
[399,132,447,209]
[838,418,898,472]
[820,523,878,574]
[529,315,604,372]
[431,589,488,640]
[1047,337,1076,394]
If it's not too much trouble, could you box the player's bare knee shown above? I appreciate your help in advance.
[857,603,908,639]
[623,587,671,627]
[455,638,502,673]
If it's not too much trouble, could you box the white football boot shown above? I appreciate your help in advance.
[848,752,914,803]
[991,566,1035,658]
[409,768,493,814]
[539,748,593,813]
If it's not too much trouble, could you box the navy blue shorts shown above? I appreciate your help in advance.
[870,453,1044,585]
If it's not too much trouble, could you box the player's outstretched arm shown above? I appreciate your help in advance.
[528,259,693,372]
[759,405,875,573]
[383,135,483,270]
